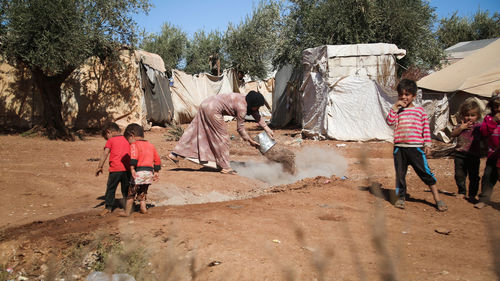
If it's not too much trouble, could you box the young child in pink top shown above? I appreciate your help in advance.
[450,98,482,201]
[386,79,447,211]
[475,93,500,209]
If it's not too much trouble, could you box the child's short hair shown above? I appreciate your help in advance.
[487,91,500,114]
[124,123,144,138]
[101,122,120,137]
[458,98,482,120]
[397,79,418,95]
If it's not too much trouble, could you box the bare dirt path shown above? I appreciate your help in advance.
[0,123,499,280]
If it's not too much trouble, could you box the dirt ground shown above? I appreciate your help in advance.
[1,121,500,281]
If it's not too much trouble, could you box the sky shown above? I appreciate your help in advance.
[133,0,500,38]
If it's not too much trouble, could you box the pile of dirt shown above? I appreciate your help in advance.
[263,144,296,174]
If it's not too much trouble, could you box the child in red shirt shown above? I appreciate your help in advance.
[121,123,161,216]
[95,123,131,216]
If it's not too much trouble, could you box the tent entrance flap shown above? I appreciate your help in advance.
[139,62,174,125]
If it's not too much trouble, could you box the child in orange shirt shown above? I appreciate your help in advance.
[121,123,161,216]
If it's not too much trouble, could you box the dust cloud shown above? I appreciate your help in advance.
[149,185,235,206]
[232,146,347,186]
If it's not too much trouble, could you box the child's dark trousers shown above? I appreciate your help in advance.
[394,147,437,199]
[105,171,131,210]
[479,157,498,203]
[454,152,480,198]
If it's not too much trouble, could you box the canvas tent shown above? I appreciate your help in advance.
[418,38,500,142]
[0,49,174,130]
[169,69,239,124]
[270,64,303,128]
[443,37,499,65]
[300,43,406,141]
[169,69,274,124]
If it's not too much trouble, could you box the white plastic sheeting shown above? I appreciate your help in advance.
[170,69,238,124]
[302,75,395,141]
[301,43,405,141]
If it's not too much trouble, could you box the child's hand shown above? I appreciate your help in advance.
[95,167,103,176]
[131,170,136,179]
[459,120,473,130]
[424,146,431,155]
[393,100,407,110]
[153,172,159,182]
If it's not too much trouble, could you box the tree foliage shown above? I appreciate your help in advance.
[184,30,226,75]
[0,0,150,138]
[436,10,500,48]
[141,22,187,77]
[370,0,442,68]
[274,0,443,70]
[224,0,281,79]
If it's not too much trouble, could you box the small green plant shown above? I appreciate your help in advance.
[0,264,11,281]
[165,124,184,141]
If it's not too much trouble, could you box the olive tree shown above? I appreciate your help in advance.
[437,10,500,48]
[184,30,226,75]
[224,0,281,79]
[274,0,443,70]
[141,22,187,77]
[0,0,150,139]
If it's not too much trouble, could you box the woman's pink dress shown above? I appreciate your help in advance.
[173,93,265,169]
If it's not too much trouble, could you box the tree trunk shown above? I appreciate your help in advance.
[33,69,74,140]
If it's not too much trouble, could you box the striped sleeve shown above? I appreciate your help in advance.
[386,108,398,126]
[421,110,432,146]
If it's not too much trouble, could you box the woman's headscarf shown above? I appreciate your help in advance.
[245,91,266,114]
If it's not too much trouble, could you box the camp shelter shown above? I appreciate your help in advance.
[238,78,274,117]
[443,37,499,65]
[418,38,500,142]
[169,69,274,124]
[169,69,239,124]
[300,43,406,141]
[63,49,174,129]
[270,64,303,128]
[0,49,174,130]
[0,56,38,129]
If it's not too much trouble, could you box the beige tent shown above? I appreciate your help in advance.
[418,38,500,97]
[0,49,173,130]
[442,37,498,65]
[418,38,500,143]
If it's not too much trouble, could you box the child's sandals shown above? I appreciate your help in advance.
[394,199,405,209]
[436,200,448,212]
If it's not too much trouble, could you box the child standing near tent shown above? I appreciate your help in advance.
[475,93,500,209]
[450,98,483,201]
[386,79,447,211]
[121,123,161,216]
[95,122,131,216]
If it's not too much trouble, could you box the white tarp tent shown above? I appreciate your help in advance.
[170,69,238,124]
[300,43,406,141]
[418,38,500,142]
[170,69,274,124]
